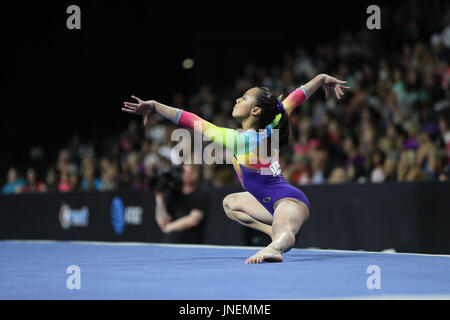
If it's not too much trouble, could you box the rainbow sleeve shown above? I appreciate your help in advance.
[282,85,310,116]
[172,110,275,155]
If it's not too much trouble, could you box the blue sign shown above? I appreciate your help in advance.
[111,197,125,235]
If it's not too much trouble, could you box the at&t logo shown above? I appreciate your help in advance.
[111,197,143,235]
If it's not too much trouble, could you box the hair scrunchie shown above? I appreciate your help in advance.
[275,95,285,114]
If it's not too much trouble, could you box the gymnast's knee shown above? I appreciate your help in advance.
[222,194,237,219]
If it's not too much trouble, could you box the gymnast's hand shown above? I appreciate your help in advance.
[321,74,350,100]
[122,95,154,126]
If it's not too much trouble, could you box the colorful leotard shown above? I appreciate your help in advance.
[171,86,311,214]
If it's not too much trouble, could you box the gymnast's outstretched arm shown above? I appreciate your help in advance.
[282,74,350,116]
[122,96,267,155]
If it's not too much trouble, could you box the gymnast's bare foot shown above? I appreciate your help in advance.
[245,246,283,264]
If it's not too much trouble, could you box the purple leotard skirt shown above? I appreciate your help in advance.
[239,165,310,215]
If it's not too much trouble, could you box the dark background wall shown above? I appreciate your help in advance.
[1,182,449,254]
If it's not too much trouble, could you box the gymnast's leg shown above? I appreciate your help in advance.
[222,192,274,239]
[245,199,309,264]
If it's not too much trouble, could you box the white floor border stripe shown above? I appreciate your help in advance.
[3,239,450,258]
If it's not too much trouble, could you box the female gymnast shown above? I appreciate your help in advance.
[122,73,349,263]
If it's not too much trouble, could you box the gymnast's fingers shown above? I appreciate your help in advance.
[122,107,137,114]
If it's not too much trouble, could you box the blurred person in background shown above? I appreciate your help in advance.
[292,117,314,156]
[416,127,438,180]
[383,156,398,182]
[80,163,96,191]
[22,168,46,193]
[154,164,209,244]
[142,149,160,187]
[56,149,78,177]
[2,167,26,194]
[98,156,111,176]
[358,121,379,176]
[69,171,80,192]
[397,149,423,182]
[93,157,115,191]
[435,150,450,181]
[58,172,72,193]
[145,115,167,144]
[96,165,119,191]
[80,153,96,175]
[436,108,450,178]
[342,134,365,181]
[119,154,132,188]
[44,168,58,192]
[309,145,328,184]
[121,120,140,152]
[126,151,146,190]
[438,108,450,151]
[369,149,386,183]
[328,166,347,184]
[287,154,311,186]
[326,118,343,151]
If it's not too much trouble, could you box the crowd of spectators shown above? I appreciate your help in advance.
[2,3,450,195]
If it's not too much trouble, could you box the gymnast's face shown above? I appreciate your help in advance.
[232,87,261,120]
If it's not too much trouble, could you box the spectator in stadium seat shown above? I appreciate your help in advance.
[383,156,398,182]
[328,167,347,184]
[438,108,450,150]
[96,165,119,191]
[80,163,96,191]
[369,149,386,183]
[1,167,26,194]
[386,123,407,160]
[58,172,73,193]
[44,168,58,192]
[22,168,46,193]
[288,154,311,186]
[438,108,450,174]
[69,172,80,192]
[416,127,438,180]
[397,149,423,182]
[342,135,365,181]
[309,146,328,184]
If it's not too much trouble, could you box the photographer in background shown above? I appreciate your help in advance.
[153,164,209,244]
